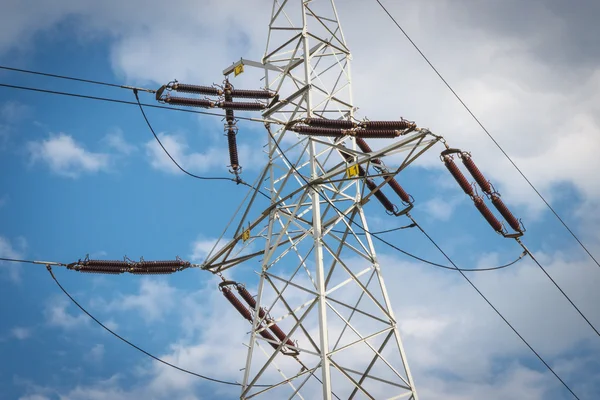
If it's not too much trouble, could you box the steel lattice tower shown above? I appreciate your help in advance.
[204,1,439,398]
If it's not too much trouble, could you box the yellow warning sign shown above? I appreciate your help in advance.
[347,164,359,178]
[242,228,251,242]
[234,63,244,77]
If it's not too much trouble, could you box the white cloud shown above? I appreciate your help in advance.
[18,395,51,400]
[99,279,176,323]
[0,101,30,123]
[4,1,600,398]
[86,344,105,363]
[103,129,136,155]
[0,236,27,282]
[27,133,110,178]
[44,297,88,329]
[422,196,460,221]
[11,327,31,340]
[190,237,218,262]
[145,133,225,175]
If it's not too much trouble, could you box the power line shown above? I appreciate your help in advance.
[371,0,600,342]
[517,238,600,338]
[405,216,581,399]
[264,124,580,399]
[133,90,270,199]
[133,89,239,183]
[45,265,249,387]
[374,0,600,271]
[0,82,263,123]
[0,65,155,93]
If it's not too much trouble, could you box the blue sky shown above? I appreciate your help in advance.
[1,0,600,399]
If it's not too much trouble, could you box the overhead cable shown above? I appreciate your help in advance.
[265,124,580,399]
[45,265,273,388]
[405,215,581,400]
[0,65,155,93]
[374,0,600,270]
[133,89,269,200]
[0,82,265,123]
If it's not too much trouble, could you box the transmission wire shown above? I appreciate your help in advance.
[516,238,600,338]
[132,90,270,200]
[0,82,263,123]
[44,265,258,387]
[405,216,581,399]
[374,0,600,270]
[0,65,155,93]
[373,0,600,341]
[265,125,580,399]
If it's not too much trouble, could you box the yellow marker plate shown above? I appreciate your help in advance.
[234,64,244,77]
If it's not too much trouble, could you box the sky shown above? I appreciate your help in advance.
[1,0,600,399]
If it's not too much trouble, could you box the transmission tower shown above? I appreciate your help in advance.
[200,1,441,398]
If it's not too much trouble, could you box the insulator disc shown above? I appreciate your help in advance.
[304,118,355,129]
[355,138,383,165]
[230,89,275,99]
[219,101,266,111]
[137,260,187,268]
[85,259,127,267]
[222,287,253,321]
[269,323,296,348]
[474,197,504,233]
[227,130,240,171]
[292,126,344,137]
[354,129,400,138]
[257,326,279,350]
[388,178,411,203]
[172,83,221,96]
[164,97,214,108]
[80,269,121,275]
[491,195,521,232]
[366,179,396,212]
[443,156,474,196]
[361,120,416,130]
[462,155,492,194]
[78,265,124,273]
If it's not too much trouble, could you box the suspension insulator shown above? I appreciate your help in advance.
[361,120,416,130]
[473,196,504,233]
[461,154,492,195]
[292,126,344,137]
[236,286,296,349]
[356,137,382,165]
[443,155,474,196]
[219,101,266,111]
[491,194,521,232]
[80,268,122,275]
[236,285,258,308]
[223,87,234,122]
[84,259,128,267]
[257,325,280,350]
[222,287,253,322]
[130,268,176,275]
[171,83,221,96]
[354,129,401,138]
[164,96,214,108]
[388,178,412,204]
[269,323,295,348]
[304,118,356,129]
[137,260,190,268]
[227,129,240,172]
[223,286,279,350]
[230,89,276,99]
[76,265,125,274]
[366,179,396,213]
